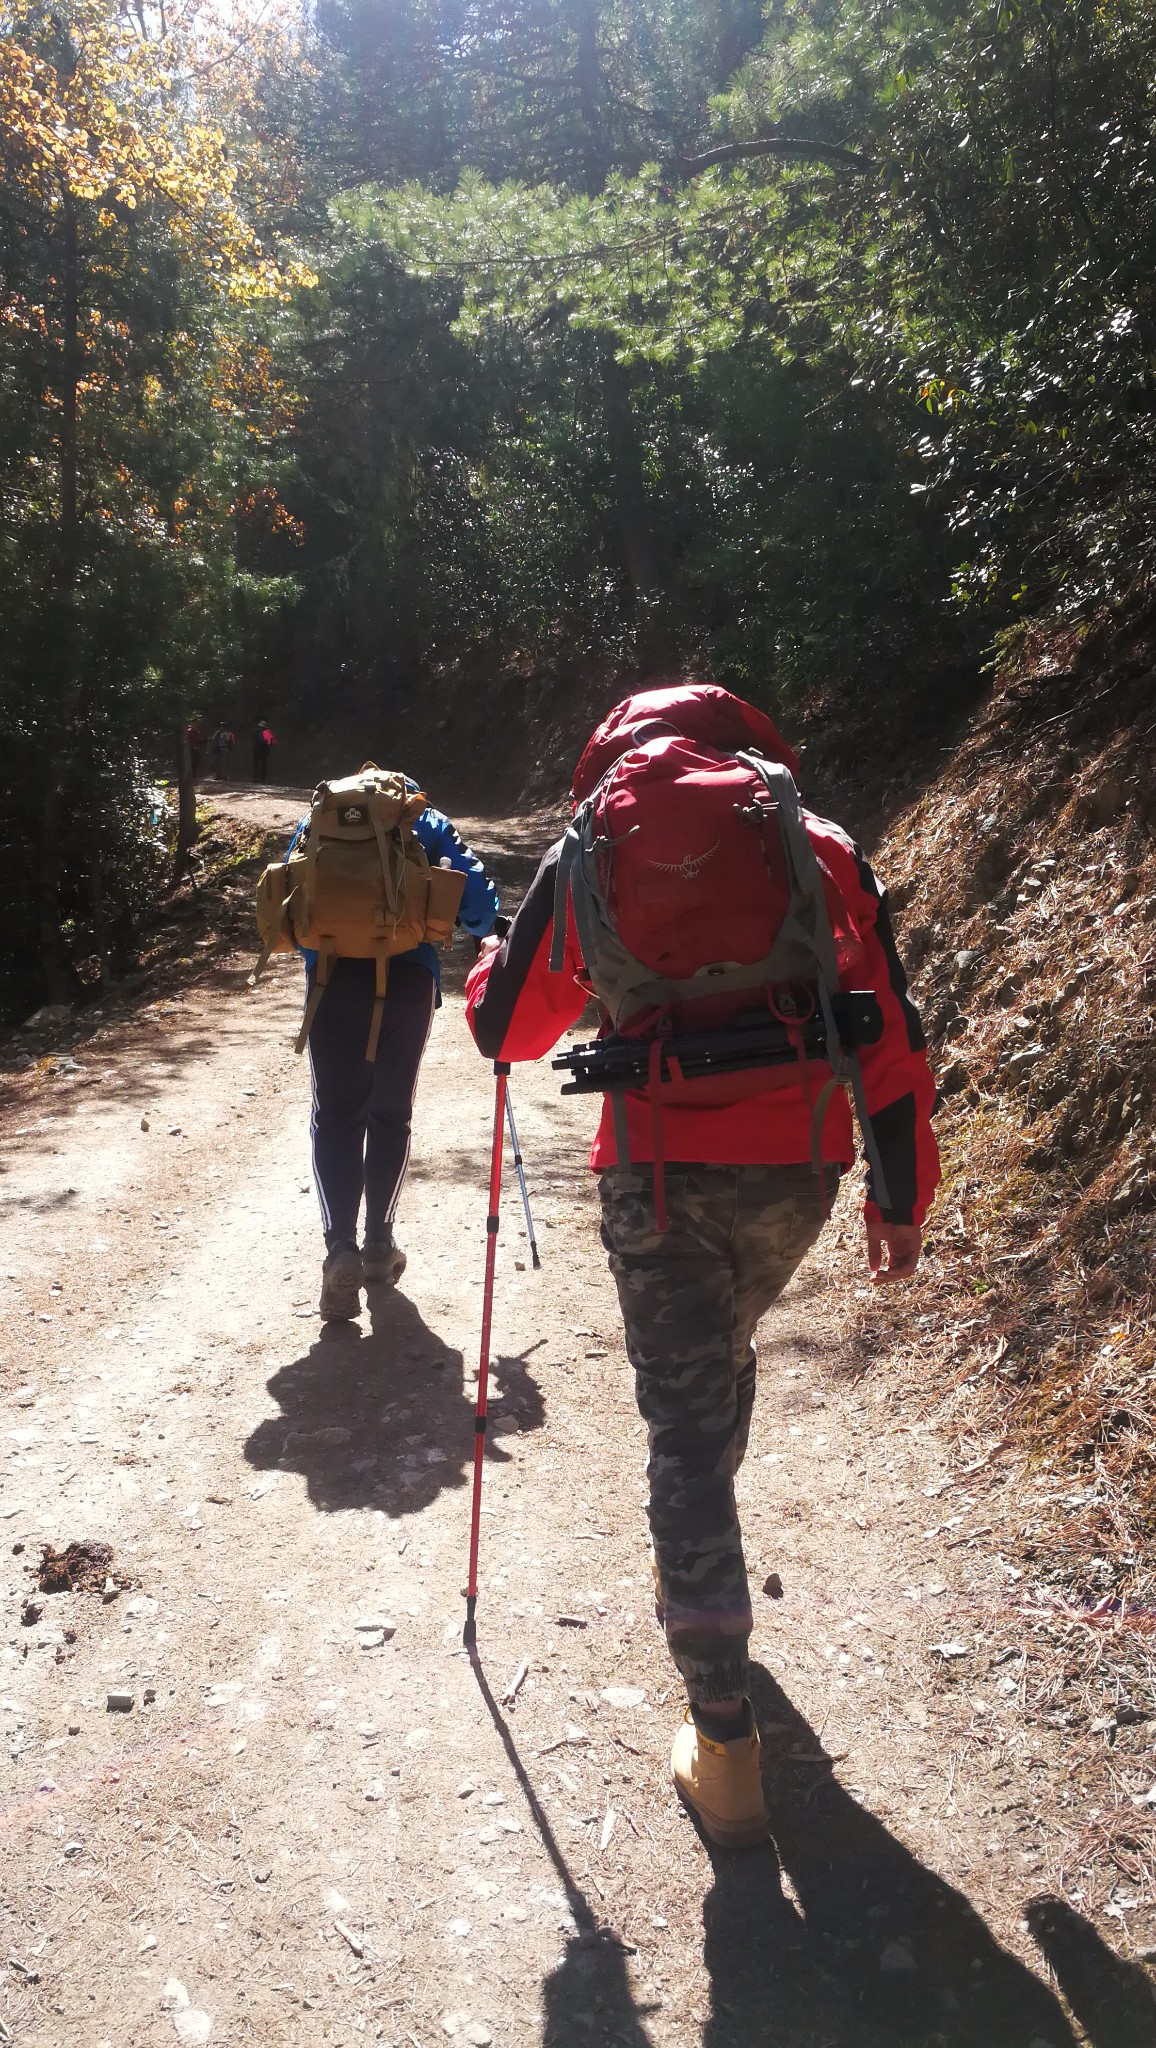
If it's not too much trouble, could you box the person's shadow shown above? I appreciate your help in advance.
[243,1285,545,1514]
[536,1663,1098,2047]
[695,1663,1082,2046]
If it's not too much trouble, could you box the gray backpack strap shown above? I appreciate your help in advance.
[738,753,892,1213]
[549,822,582,973]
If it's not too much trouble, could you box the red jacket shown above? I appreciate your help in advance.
[465,686,939,1226]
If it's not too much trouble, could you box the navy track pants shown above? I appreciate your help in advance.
[307,956,436,1250]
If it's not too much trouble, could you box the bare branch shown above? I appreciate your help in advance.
[679,135,868,174]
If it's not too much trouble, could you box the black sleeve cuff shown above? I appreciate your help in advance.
[866,1092,918,1224]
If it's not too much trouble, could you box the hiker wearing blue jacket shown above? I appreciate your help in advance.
[288,791,500,1320]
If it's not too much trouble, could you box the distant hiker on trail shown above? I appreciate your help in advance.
[252,765,500,1320]
[252,718,277,782]
[209,723,235,779]
[465,683,938,1850]
[185,720,205,779]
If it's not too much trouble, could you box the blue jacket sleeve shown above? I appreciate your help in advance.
[415,809,500,937]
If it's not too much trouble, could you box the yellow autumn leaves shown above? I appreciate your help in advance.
[0,0,315,300]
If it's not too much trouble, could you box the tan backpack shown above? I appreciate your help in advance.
[252,765,466,1059]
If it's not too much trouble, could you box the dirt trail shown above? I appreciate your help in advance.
[0,792,1139,2048]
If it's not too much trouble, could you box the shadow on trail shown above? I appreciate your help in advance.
[690,1662,1081,2047]
[468,1651,1079,2048]
[511,1657,1085,2048]
[1025,1894,1156,2048]
[242,1286,545,1514]
[468,1652,658,2048]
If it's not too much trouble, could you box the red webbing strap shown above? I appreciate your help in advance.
[786,1018,833,1223]
[648,1036,668,1234]
[463,1062,508,1651]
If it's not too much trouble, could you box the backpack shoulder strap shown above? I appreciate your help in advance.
[739,753,891,1210]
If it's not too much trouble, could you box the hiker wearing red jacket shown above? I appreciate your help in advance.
[465,683,938,1849]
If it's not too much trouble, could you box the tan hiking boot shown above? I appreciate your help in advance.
[362,1236,406,1286]
[319,1247,362,1321]
[671,1705,769,1848]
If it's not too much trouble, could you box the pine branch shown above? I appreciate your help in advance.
[679,135,868,174]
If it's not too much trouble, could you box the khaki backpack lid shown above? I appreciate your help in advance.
[311,765,427,841]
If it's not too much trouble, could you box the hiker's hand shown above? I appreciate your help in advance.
[475,934,502,961]
[866,1220,922,1285]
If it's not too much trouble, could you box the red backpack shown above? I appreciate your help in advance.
[550,711,890,1223]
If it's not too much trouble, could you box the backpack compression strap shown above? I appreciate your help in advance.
[295,944,332,1057]
[368,787,407,916]
[249,880,295,988]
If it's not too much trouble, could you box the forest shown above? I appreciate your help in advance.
[3,0,1155,1017]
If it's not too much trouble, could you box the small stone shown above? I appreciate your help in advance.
[140,1933,158,1953]
[880,1941,918,1974]
[63,1839,83,1858]
[762,1572,784,1599]
[405,1727,430,1749]
[446,1918,471,1938]
[364,1778,385,1802]
[173,2010,212,2046]
[358,1630,386,1649]
[457,1780,477,1798]
[355,1617,396,1639]
[600,1686,645,1710]
[107,1689,134,1712]
[929,1642,968,1662]
[140,1118,150,1132]
[464,2026,493,2046]
[481,1790,505,1806]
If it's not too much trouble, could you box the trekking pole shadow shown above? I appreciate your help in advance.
[468,1657,658,2048]
[696,1663,1082,2048]
[1024,1894,1156,2048]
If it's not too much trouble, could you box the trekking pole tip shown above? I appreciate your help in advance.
[463,1597,477,1652]
[530,1247,542,1270]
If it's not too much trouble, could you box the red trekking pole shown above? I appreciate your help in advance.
[463,1061,509,1653]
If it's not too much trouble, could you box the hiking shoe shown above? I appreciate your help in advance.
[362,1236,407,1287]
[671,1705,769,1849]
[319,1247,363,1321]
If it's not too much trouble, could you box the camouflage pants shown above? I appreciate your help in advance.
[599,1162,837,1706]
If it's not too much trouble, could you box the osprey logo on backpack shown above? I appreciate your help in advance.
[648,842,720,882]
[340,805,366,825]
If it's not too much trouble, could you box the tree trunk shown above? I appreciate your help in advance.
[569,0,667,640]
[39,191,81,1005]
[601,351,661,605]
[173,725,199,886]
